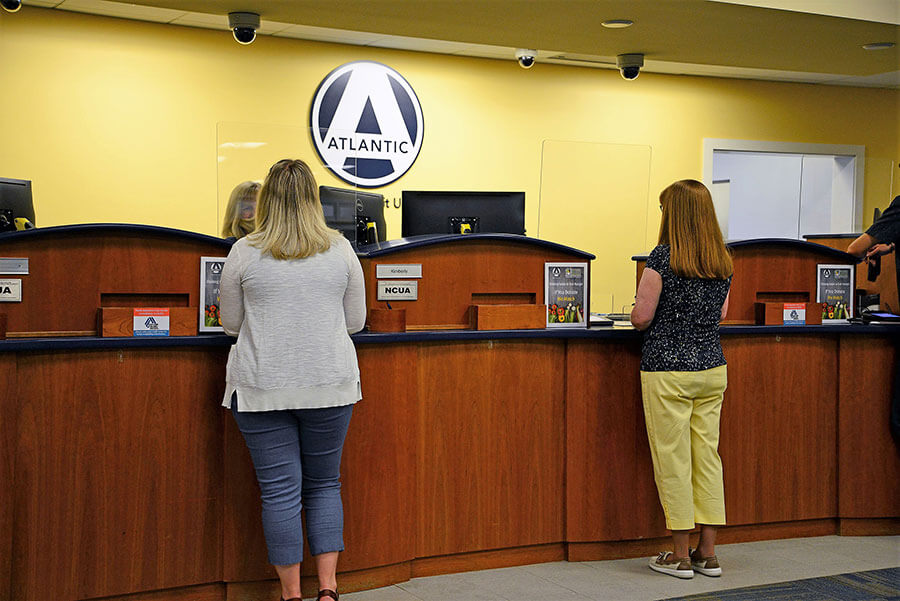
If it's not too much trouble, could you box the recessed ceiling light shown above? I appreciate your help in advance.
[863,42,895,50]
[602,19,634,29]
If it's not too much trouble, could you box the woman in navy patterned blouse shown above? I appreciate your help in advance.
[631,179,733,580]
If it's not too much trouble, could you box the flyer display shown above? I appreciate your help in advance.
[200,256,227,333]
[816,264,854,323]
[544,262,588,328]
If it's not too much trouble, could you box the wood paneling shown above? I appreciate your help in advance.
[727,247,854,324]
[99,306,199,337]
[411,544,565,578]
[338,344,418,571]
[0,354,15,601]
[807,236,898,314]
[226,561,413,600]
[86,583,223,601]
[839,518,900,536]
[469,304,546,330]
[223,344,419,581]
[11,349,226,600]
[565,339,667,542]
[567,519,838,561]
[417,340,566,556]
[720,335,838,524]
[837,335,900,518]
[361,241,588,329]
[0,230,227,335]
[636,244,856,324]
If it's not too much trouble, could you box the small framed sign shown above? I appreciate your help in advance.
[544,262,588,328]
[200,256,227,333]
[816,264,854,323]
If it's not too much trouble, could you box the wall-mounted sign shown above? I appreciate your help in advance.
[816,264,854,323]
[376,264,422,279]
[310,61,424,188]
[544,262,588,328]
[377,280,418,301]
[0,278,22,302]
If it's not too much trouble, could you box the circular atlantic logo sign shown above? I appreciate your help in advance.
[310,61,424,188]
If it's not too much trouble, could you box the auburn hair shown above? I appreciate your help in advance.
[657,179,733,279]
[248,159,339,260]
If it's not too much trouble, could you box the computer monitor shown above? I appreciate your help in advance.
[319,186,386,245]
[401,191,525,237]
[0,177,35,232]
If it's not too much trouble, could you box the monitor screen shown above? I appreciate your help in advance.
[401,191,525,237]
[319,186,386,244]
[0,177,35,231]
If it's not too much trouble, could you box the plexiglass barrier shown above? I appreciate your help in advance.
[538,140,652,314]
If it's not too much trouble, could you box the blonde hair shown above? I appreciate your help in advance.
[658,179,733,279]
[248,159,339,259]
[221,180,260,239]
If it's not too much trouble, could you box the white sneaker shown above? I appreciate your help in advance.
[649,551,694,579]
[690,548,722,577]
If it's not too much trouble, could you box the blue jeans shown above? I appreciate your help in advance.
[231,402,354,565]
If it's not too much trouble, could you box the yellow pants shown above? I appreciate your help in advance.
[640,365,727,531]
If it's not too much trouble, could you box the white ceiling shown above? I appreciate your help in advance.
[18,0,900,89]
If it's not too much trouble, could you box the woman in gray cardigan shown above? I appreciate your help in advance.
[219,158,366,601]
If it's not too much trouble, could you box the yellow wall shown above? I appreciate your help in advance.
[1,7,898,299]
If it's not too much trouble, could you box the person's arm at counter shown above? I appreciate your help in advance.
[849,195,900,260]
[343,240,367,334]
[631,267,662,331]
[219,244,245,337]
[848,233,895,263]
[847,233,877,259]
[721,289,730,322]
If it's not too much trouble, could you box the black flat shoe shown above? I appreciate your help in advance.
[317,589,339,601]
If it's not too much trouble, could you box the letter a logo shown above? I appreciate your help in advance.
[310,61,424,188]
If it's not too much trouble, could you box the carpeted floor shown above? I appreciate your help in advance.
[661,567,900,601]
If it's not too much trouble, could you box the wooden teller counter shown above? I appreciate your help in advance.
[1,225,898,601]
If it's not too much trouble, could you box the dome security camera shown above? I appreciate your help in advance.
[515,49,537,69]
[228,12,260,45]
[616,53,644,80]
[0,0,22,12]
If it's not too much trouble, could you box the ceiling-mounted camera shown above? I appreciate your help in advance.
[616,53,644,80]
[228,12,260,45]
[0,0,22,12]
[515,48,537,69]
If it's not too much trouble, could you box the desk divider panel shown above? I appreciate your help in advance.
[358,235,594,331]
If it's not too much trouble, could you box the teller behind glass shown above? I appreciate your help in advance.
[222,180,261,240]
[848,194,900,445]
[218,159,366,601]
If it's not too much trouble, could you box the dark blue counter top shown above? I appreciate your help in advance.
[356,233,595,260]
[1,323,897,352]
[631,237,859,262]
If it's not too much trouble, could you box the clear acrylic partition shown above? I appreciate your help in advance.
[865,157,900,229]
[537,140,652,315]
[216,121,392,243]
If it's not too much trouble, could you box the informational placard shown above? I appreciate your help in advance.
[133,308,169,336]
[377,280,418,301]
[0,278,22,302]
[200,256,227,333]
[816,264,854,323]
[0,258,28,274]
[783,302,806,325]
[376,264,422,279]
[544,262,588,328]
